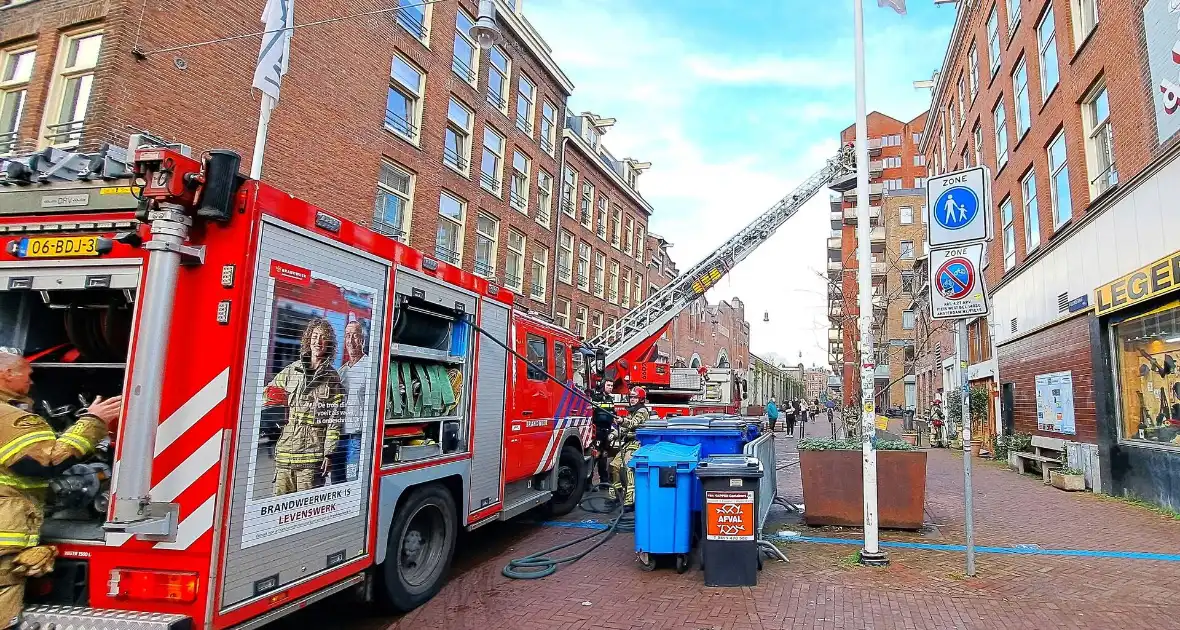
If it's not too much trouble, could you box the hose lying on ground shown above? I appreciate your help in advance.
[502,489,634,580]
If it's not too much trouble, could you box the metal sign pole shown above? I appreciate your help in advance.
[959,319,976,576]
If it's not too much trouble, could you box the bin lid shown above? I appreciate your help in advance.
[636,426,745,436]
[629,441,703,468]
[695,454,763,478]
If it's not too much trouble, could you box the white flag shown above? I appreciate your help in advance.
[252,0,294,101]
[878,0,906,14]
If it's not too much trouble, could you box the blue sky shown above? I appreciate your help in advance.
[526,0,955,368]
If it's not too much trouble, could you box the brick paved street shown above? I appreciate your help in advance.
[280,418,1180,629]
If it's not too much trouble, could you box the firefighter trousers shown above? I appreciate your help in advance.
[274,467,317,496]
[0,555,22,630]
[609,442,639,506]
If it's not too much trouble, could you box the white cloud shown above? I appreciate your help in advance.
[525,0,951,368]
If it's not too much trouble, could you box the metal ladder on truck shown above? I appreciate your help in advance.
[588,144,856,367]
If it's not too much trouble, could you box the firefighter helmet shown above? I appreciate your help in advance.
[630,386,647,402]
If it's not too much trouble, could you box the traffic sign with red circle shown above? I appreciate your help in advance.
[936,257,975,300]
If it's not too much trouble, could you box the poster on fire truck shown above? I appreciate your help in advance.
[238,259,379,549]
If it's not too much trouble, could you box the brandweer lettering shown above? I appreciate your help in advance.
[260,490,344,517]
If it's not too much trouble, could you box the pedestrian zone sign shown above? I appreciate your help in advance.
[929,244,990,320]
[927,166,992,247]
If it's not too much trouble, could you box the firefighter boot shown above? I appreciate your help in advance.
[0,555,23,630]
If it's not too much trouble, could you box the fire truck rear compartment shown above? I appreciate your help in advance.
[0,282,136,542]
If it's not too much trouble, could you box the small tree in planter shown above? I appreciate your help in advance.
[797,437,927,529]
[945,386,991,455]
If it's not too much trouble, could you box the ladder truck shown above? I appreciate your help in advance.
[588,144,856,417]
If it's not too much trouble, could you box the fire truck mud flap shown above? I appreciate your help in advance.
[18,605,191,629]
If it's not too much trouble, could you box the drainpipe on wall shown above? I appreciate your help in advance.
[549,130,571,322]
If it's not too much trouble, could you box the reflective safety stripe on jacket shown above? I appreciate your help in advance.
[0,532,38,547]
[0,472,48,490]
[0,430,55,465]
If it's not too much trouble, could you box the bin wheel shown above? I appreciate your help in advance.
[675,554,689,574]
[638,552,657,572]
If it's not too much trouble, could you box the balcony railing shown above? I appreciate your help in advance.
[843,206,881,223]
[842,183,885,199]
[577,272,589,288]
[443,146,468,172]
[871,261,887,275]
[540,135,555,155]
[869,160,883,174]
[558,267,572,283]
[435,245,460,265]
[384,110,417,139]
[371,220,406,242]
[561,198,576,216]
[827,260,842,273]
[516,114,533,135]
[396,10,429,40]
[608,288,618,302]
[480,172,501,195]
[531,282,545,299]
[44,119,86,146]
[473,260,494,277]
[486,90,507,110]
[510,188,528,211]
[827,236,841,250]
[0,130,16,155]
[452,55,476,83]
[869,225,885,242]
[504,271,523,291]
[593,280,603,295]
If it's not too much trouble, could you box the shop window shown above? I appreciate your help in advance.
[1113,301,1180,446]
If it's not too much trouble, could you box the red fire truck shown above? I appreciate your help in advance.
[0,140,851,629]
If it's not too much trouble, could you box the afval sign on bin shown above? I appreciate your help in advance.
[926,166,992,320]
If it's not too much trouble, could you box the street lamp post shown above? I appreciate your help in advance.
[470,0,502,50]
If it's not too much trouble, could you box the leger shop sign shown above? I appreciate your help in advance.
[1094,250,1180,316]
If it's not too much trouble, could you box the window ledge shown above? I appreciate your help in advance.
[385,126,422,150]
[1037,84,1059,115]
[994,159,1009,178]
[0,0,38,9]
[1069,25,1100,65]
[1012,128,1031,152]
[444,162,470,179]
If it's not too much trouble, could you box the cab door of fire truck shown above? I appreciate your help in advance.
[505,316,556,481]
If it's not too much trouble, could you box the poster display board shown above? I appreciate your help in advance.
[1035,371,1076,435]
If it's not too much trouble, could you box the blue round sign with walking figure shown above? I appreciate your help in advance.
[934,186,980,231]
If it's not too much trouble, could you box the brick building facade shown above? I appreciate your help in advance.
[880,191,928,411]
[667,297,750,373]
[920,0,1180,507]
[828,111,927,406]
[552,112,653,339]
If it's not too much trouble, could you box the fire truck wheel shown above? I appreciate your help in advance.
[379,484,457,612]
[542,444,586,517]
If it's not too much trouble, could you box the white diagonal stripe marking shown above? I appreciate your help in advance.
[152,430,224,503]
[154,496,216,550]
[155,369,229,456]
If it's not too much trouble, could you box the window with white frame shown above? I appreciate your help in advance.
[1013,59,1030,137]
[973,124,984,166]
[1006,0,1020,31]
[622,268,632,307]
[987,7,1000,76]
[624,216,634,255]
[452,10,478,84]
[558,231,574,284]
[914,155,926,166]
[610,207,622,248]
[915,176,926,188]
[1083,81,1116,197]
[540,101,557,155]
[957,76,966,129]
[579,182,594,228]
[595,195,607,239]
[1038,8,1059,99]
[487,46,509,112]
[536,170,553,227]
[575,305,588,338]
[900,240,914,259]
[609,260,620,303]
[635,226,645,262]
[474,212,499,278]
[884,178,903,191]
[900,206,913,225]
[555,298,570,329]
[994,99,1009,169]
[902,310,915,330]
[516,75,535,135]
[577,242,591,290]
[480,127,505,194]
[386,54,424,143]
[436,192,465,264]
[1071,0,1098,46]
[969,41,979,99]
[504,228,526,293]
[1001,196,1015,270]
[635,275,643,303]
[396,0,430,42]
[1048,131,1072,228]
[45,31,102,146]
[561,167,577,216]
[444,97,473,174]
[884,156,903,168]
[593,251,606,297]
[373,162,413,240]
[1022,170,1040,252]
[902,271,915,293]
[947,104,957,141]
[913,132,923,144]
[510,150,530,213]
[962,147,971,169]
[1,47,34,154]
[531,246,548,300]
[592,311,603,337]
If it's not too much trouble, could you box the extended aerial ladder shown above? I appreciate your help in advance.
[589,144,857,372]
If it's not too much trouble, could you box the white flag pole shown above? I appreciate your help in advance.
[854,0,888,567]
[250,94,276,180]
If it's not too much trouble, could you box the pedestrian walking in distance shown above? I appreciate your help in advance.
[766,397,779,433]
[784,400,798,437]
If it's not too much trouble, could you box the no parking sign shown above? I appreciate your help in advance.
[929,244,990,319]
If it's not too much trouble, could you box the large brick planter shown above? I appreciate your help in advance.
[799,449,928,530]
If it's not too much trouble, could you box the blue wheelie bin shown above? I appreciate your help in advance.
[629,441,701,573]
[636,415,747,512]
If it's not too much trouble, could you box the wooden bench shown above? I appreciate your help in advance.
[1013,436,1065,483]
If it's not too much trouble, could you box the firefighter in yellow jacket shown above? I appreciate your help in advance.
[609,387,651,511]
[0,351,121,629]
[267,318,345,496]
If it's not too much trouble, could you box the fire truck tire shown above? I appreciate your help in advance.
[541,443,586,517]
[379,483,457,612]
